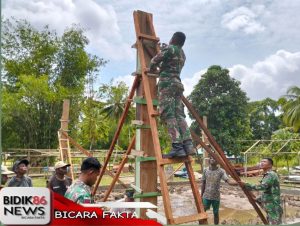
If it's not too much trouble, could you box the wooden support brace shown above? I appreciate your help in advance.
[182,96,268,224]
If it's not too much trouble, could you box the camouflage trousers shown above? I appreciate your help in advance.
[158,86,191,143]
[263,203,283,225]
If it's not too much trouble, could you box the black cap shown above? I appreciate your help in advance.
[12,159,29,173]
[80,157,101,171]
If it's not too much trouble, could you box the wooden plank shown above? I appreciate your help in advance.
[173,213,207,225]
[61,131,92,157]
[159,157,192,166]
[185,161,207,224]
[182,96,268,225]
[138,33,160,42]
[92,76,139,196]
[134,10,159,219]
[130,149,144,157]
[102,135,136,201]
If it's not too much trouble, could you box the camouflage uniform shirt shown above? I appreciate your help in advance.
[64,179,93,204]
[245,170,282,225]
[149,44,191,143]
[149,44,185,92]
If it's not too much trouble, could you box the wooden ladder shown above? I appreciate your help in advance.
[57,130,74,181]
[132,10,208,225]
[57,99,75,181]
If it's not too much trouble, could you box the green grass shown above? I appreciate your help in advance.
[32,178,48,187]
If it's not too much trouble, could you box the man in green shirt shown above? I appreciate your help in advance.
[65,157,101,204]
[242,158,283,225]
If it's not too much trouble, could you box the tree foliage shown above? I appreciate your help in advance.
[248,98,282,140]
[1,19,106,148]
[188,65,252,156]
[281,86,300,132]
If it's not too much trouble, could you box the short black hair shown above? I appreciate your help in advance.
[172,32,186,46]
[80,157,101,171]
[263,157,273,166]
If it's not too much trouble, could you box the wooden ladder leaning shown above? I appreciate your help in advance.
[57,99,75,181]
[133,10,208,225]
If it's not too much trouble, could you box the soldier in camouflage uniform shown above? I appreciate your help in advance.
[242,158,283,225]
[65,157,101,204]
[149,32,195,158]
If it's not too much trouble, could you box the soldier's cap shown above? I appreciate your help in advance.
[1,165,14,175]
[54,161,71,170]
[12,159,29,173]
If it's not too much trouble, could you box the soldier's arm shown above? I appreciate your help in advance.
[149,46,173,71]
[245,174,274,191]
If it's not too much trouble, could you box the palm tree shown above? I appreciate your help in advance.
[99,81,133,122]
[283,86,300,132]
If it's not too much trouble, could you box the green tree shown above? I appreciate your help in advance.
[248,98,282,140]
[281,86,300,132]
[188,65,252,157]
[97,81,134,149]
[268,128,300,171]
[1,19,106,148]
[99,81,131,121]
[76,98,110,150]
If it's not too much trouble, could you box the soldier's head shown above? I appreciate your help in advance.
[54,161,70,176]
[260,158,273,170]
[170,32,186,47]
[80,157,101,186]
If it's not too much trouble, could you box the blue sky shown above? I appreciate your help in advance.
[3,0,300,101]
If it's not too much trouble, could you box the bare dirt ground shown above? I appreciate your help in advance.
[105,183,300,225]
[158,184,300,225]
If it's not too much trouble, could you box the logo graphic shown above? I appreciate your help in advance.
[0,187,51,225]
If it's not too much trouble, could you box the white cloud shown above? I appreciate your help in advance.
[183,50,300,102]
[182,69,207,97]
[113,74,134,90]
[230,50,300,100]
[221,6,265,34]
[2,0,133,61]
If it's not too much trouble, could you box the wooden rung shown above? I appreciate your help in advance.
[130,149,144,157]
[132,71,158,77]
[131,120,144,125]
[173,213,207,225]
[159,156,192,165]
[138,33,159,42]
[151,111,160,117]
[59,139,68,141]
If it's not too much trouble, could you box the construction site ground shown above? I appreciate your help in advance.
[97,177,300,225]
[31,173,300,224]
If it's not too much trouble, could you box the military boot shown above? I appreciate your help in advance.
[183,139,196,156]
[163,143,187,158]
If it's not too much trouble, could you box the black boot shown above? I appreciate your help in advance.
[163,143,187,158]
[183,139,196,156]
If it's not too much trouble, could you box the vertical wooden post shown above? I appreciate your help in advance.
[134,11,158,218]
[59,99,74,180]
